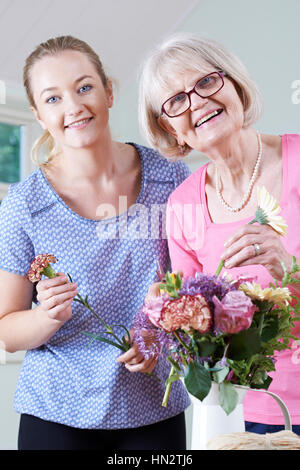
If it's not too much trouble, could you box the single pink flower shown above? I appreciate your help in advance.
[212,290,257,334]
[143,295,167,328]
[160,294,212,333]
[27,254,58,283]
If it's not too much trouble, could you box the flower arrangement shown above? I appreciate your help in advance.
[27,253,160,381]
[133,187,300,415]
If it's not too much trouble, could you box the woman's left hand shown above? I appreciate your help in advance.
[116,329,158,374]
[221,223,292,280]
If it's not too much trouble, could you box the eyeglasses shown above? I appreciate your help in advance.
[161,71,226,118]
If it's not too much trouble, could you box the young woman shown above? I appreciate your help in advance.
[0,36,190,450]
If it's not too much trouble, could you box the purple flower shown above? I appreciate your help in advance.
[212,290,257,334]
[180,272,235,307]
[226,370,236,382]
[132,307,172,359]
[219,356,228,367]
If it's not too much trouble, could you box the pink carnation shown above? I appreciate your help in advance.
[27,254,58,283]
[212,290,257,334]
[160,294,212,333]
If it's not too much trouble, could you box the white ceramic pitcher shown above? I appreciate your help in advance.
[189,381,291,450]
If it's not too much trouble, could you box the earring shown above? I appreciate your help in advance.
[178,144,185,156]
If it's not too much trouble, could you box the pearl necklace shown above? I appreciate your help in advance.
[215,131,262,213]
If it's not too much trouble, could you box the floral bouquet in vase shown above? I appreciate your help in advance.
[133,188,300,416]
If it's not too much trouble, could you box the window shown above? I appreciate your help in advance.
[0,122,21,184]
[0,103,41,201]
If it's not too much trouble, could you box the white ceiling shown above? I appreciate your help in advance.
[0,0,199,91]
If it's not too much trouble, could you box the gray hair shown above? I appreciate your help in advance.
[138,33,263,158]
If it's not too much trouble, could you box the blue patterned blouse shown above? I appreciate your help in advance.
[0,143,191,429]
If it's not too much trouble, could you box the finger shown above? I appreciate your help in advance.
[222,235,264,262]
[233,254,266,268]
[224,244,263,269]
[44,289,78,310]
[224,225,262,248]
[126,356,157,373]
[47,298,73,319]
[146,283,161,301]
[126,353,145,366]
[142,357,158,373]
[41,282,77,301]
[125,359,150,373]
[37,273,69,292]
[38,283,77,304]
[117,344,140,363]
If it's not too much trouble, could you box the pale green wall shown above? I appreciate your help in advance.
[110,0,300,172]
[0,363,22,450]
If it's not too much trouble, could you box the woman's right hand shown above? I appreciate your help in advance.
[145,282,161,303]
[145,271,184,303]
[36,273,78,323]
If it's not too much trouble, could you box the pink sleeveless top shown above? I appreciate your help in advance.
[167,134,300,424]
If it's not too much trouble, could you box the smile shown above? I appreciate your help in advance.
[195,109,223,127]
[65,117,93,129]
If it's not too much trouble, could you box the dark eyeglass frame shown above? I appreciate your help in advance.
[161,71,227,118]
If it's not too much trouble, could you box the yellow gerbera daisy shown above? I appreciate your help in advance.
[239,281,291,306]
[249,186,287,236]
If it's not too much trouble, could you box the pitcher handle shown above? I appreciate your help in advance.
[235,385,292,431]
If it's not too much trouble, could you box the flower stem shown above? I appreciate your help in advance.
[42,265,58,279]
[173,331,189,351]
[245,355,255,378]
[215,259,225,277]
[82,301,127,347]
[258,312,265,335]
[215,215,259,277]
[162,365,176,407]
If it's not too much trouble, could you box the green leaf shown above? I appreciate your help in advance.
[175,273,182,290]
[111,324,131,345]
[167,356,181,372]
[184,362,211,401]
[213,363,230,384]
[219,382,238,415]
[261,315,279,342]
[228,328,261,360]
[251,373,273,390]
[281,257,300,287]
[195,337,217,357]
[81,332,126,351]
[291,256,300,274]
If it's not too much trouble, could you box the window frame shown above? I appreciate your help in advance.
[0,105,40,199]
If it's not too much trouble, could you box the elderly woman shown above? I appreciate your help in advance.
[138,33,300,435]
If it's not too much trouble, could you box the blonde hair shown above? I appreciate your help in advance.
[23,35,109,166]
[138,33,263,158]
